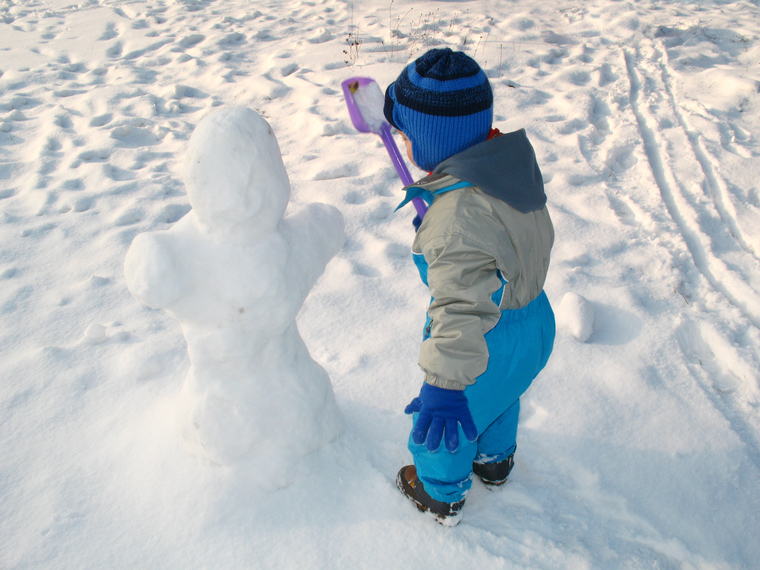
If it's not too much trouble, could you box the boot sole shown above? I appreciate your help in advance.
[396,466,463,527]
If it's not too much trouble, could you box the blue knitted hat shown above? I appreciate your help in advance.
[384,48,493,172]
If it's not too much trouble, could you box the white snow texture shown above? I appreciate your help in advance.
[125,107,345,466]
[352,79,388,133]
[3,0,760,568]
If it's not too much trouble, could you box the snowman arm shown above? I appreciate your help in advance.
[124,232,190,309]
[281,203,345,289]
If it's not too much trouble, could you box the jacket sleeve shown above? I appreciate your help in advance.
[417,233,504,391]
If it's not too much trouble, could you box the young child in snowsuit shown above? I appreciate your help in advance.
[385,48,556,525]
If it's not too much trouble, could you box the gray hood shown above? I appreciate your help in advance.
[432,128,546,214]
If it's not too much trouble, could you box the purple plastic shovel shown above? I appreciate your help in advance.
[341,77,428,220]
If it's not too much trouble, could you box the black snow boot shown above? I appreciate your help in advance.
[396,465,464,527]
[472,450,515,486]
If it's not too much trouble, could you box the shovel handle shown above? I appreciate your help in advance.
[380,124,428,219]
[342,77,428,220]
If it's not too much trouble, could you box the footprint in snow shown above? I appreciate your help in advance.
[598,63,620,87]
[607,195,637,226]
[53,88,86,99]
[178,34,205,49]
[585,301,643,346]
[573,45,594,64]
[542,31,579,46]
[249,77,290,101]
[675,319,754,395]
[106,42,123,58]
[255,30,276,41]
[352,262,381,278]
[543,48,569,65]
[54,114,73,129]
[309,28,332,44]
[76,149,110,163]
[313,165,355,181]
[280,63,298,77]
[70,195,93,213]
[385,243,409,258]
[564,66,596,85]
[559,118,588,135]
[105,165,136,181]
[43,137,62,153]
[506,16,535,31]
[343,190,365,205]
[113,208,142,226]
[21,223,56,238]
[64,61,86,73]
[323,61,348,71]
[83,322,129,344]
[320,122,346,136]
[719,123,752,158]
[2,285,34,315]
[99,23,118,41]
[164,85,207,100]
[371,203,393,220]
[606,146,638,174]
[89,114,112,127]
[156,204,190,224]
[219,32,246,45]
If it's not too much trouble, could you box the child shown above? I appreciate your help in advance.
[384,48,556,525]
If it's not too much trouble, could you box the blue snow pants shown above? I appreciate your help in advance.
[409,290,555,503]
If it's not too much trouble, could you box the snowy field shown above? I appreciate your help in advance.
[2,0,760,568]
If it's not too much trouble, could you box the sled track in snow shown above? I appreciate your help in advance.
[624,45,760,468]
[623,47,760,331]
[677,318,760,472]
[658,44,757,259]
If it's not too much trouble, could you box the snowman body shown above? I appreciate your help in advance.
[125,107,344,465]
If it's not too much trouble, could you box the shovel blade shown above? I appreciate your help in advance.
[342,77,389,135]
[341,76,425,216]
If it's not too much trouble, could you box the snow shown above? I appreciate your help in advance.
[2,0,760,568]
[125,106,344,467]
[556,292,595,342]
[352,78,388,133]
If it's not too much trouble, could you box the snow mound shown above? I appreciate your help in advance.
[556,292,595,342]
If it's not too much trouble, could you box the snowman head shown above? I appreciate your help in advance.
[183,107,290,233]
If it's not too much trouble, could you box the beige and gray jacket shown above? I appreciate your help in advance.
[402,129,554,391]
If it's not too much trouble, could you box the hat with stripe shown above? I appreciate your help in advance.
[384,48,493,172]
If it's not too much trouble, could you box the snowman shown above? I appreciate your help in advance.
[125,107,344,466]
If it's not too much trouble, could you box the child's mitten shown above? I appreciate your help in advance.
[405,383,478,452]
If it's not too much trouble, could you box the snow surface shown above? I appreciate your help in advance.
[2,0,760,568]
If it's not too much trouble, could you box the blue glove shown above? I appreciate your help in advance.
[405,383,478,453]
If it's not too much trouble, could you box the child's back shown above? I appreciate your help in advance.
[384,48,556,525]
